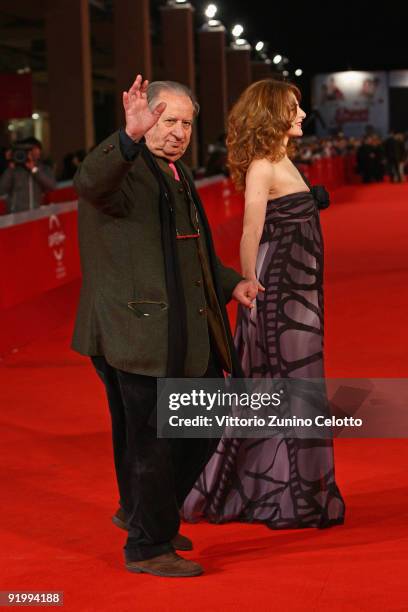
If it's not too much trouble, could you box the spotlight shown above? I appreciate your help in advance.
[255,41,264,52]
[295,69,303,77]
[205,3,217,19]
[32,113,40,120]
[232,24,244,38]
[273,54,282,64]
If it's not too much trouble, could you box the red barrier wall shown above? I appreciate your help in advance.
[0,179,244,356]
[0,156,357,357]
[0,208,79,311]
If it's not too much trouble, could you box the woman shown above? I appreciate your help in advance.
[183,79,345,529]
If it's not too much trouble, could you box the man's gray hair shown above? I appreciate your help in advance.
[147,81,200,116]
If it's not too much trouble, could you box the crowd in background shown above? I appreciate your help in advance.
[201,131,408,183]
[294,132,408,184]
[0,143,87,214]
[0,138,56,213]
[1,130,407,214]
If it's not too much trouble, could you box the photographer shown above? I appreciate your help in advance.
[0,137,56,214]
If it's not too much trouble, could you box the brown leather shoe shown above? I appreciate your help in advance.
[171,532,193,551]
[112,509,193,551]
[126,552,203,577]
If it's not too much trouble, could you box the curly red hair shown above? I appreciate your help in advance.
[227,79,301,191]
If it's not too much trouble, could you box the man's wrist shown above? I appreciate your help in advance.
[124,127,144,143]
[119,128,145,162]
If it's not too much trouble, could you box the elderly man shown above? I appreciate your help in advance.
[72,75,257,577]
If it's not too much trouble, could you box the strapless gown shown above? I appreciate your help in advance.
[182,190,345,529]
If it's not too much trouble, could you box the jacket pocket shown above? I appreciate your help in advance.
[127,299,168,318]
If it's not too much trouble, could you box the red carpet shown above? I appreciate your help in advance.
[1,183,408,611]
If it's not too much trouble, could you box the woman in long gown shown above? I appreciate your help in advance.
[183,79,345,529]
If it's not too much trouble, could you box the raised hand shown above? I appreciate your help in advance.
[123,74,167,142]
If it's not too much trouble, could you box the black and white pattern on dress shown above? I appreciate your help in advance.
[182,190,345,529]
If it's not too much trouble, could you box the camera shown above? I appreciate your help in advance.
[11,144,33,166]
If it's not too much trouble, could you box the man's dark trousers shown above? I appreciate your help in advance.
[91,353,222,562]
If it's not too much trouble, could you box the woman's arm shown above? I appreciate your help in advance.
[240,159,273,282]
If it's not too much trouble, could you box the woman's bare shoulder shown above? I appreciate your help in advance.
[247,157,283,178]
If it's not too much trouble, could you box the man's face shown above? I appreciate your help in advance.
[145,91,194,161]
[30,146,42,162]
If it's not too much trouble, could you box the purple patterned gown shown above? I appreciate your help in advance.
[182,190,345,529]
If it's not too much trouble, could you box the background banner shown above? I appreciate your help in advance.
[312,70,389,137]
